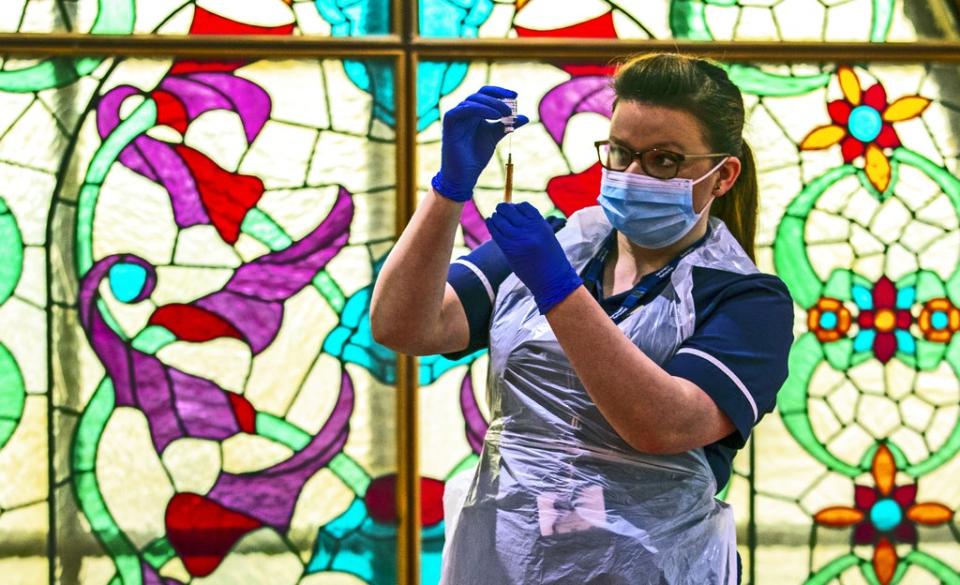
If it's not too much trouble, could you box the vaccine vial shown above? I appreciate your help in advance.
[501,97,518,132]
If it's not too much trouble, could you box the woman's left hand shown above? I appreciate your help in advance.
[486,202,583,314]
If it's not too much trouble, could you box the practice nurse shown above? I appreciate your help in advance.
[371,53,794,584]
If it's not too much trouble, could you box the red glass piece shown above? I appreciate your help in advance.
[175,145,264,244]
[165,493,263,577]
[227,392,257,434]
[515,11,617,39]
[546,162,602,217]
[149,304,245,343]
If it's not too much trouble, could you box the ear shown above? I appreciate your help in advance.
[714,157,742,197]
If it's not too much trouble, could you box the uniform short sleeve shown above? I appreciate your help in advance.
[444,216,567,360]
[663,269,794,446]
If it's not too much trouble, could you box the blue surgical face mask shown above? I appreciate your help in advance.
[598,158,727,249]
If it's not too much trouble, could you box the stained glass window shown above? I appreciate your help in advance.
[416,56,960,583]
[0,1,391,37]
[419,0,960,42]
[1,19,400,584]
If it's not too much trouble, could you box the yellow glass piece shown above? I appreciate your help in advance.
[838,66,862,106]
[882,96,931,122]
[864,144,892,193]
[800,124,845,150]
[874,309,896,332]
[96,408,174,549]
[872,444,896,496]
[872,538,898,585]
[221,433,295,474]
[907,502,953,525]
[813,506,863,526]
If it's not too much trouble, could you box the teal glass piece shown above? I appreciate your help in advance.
[853,285,874,310]
[318,0,493,129]
[108,263,148,303]
[848,105,883,142]
[932,311,949,330]
[854,329,876,353]
[420,522,446,585]
[895,330,916,354]
[307,498,396,583]
[820,312,838,329]
[869,498,903,532]
[896,286,916,310]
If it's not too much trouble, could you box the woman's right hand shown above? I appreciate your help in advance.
[430,86,529,202]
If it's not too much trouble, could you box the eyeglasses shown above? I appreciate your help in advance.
[594,140,731,180]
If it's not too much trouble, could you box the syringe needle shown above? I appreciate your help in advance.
[504,151,514,203]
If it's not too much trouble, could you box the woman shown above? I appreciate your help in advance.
[371,53,794,584]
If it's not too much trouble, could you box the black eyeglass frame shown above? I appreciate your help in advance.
[594,140,733,179]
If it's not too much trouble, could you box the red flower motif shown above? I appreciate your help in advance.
[800,66,930,194]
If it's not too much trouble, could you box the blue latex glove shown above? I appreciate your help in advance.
[431,86,529,202]
[487,202,583,314]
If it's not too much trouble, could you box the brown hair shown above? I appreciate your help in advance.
[611,53,758,260]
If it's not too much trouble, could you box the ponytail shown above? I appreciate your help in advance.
[710,140,758,261]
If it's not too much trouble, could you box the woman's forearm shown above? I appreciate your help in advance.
[370,188,465,353]
[545,287,734,454]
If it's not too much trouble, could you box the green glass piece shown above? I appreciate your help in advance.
[141,537,176,570]
[870,0,895,42]
[913,270,946,303]
[726,64,832,97]
[445,453,480,480]
[0,0,135,92]
[892,150,960,300]
[313,270,347,313]
[256,412,312,451]
[775,166,859,308]
[823,338,854,370]
[72,378,114,474]
[240,208,294,252]
[903,550,960,584]
[780,335,861,476]
[823,269,853,301]
[77,99,157,276]
[130,326,177,355]
[803,553,859,585]
[0,197,23,305]
[329,452,372,496]
[669,0,712,40]
[0,343,25,450]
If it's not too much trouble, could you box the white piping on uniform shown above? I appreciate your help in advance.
[676,347,758,422]
[454,259,495,305]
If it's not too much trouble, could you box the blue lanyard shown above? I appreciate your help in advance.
[581,231,707,324]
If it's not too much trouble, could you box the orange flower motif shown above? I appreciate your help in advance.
[800,66,931,194]
[814,445,955,585]
[807,297,852,342]
[918,298,960,343]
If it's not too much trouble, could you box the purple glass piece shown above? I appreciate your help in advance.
[98,86,210,228]
[460,200,491,250]
[79,255,242,453]
[539,76,614,147]
[207,370,355,531]
[159,77,234,122]
[184,73,271,142]
[460,369,487,454]
[142,563,183,585]
[195,292,283,355]
[227,187,353,301]
[177,186,353,354]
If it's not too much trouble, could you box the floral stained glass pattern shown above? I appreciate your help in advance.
[2,4,404,585]
[428,0,959,42]
[415,57,960,583]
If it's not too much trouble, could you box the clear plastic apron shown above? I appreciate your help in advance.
[441,208,752,584]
